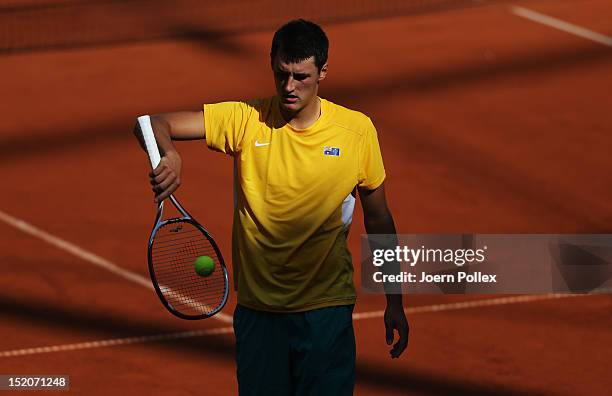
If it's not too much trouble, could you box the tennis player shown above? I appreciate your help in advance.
[137,19,408,395]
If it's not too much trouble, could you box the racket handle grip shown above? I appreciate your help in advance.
[137,115,162,169]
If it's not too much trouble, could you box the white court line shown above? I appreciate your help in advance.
[511,5,612,47]
[0,327,234,358]
[0,292,588,358]
[0,209,233,324]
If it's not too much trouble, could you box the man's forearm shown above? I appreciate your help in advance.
[149,115,178,156]
[363,213,395,236]
[134,111,205,157]
[364,214,404,306]
[133,114,177,157]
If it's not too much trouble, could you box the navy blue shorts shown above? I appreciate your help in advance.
[233,304,356,396]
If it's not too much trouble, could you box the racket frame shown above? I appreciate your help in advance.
[147,195,229,320]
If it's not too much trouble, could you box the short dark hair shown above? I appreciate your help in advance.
[270,19,329,71]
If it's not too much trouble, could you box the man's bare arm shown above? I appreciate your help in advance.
[133,110,205,202]
[359,183,409,359]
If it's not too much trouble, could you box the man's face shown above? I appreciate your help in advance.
[272,54,327,114]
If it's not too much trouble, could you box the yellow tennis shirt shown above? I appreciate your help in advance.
[204,96,385,312]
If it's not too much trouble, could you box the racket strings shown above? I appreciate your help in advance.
[151,221,227,316]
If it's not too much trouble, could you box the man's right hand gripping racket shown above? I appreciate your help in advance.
[137,115,229,320]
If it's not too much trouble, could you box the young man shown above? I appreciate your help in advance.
[137,19,408,395]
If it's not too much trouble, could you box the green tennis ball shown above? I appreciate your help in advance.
[194,255,215,277]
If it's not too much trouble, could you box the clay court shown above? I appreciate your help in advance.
[1,0,611,394]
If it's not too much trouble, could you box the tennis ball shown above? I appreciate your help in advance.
[194,255,215,277]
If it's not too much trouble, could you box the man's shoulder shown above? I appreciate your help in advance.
[208,97,274,113]
[242,96,276,123]
[245,96,275,106]
[323,98,374,136]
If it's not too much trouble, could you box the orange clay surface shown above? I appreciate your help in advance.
[1,1,611,395]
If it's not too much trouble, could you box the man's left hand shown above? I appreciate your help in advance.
[384,301,409,359]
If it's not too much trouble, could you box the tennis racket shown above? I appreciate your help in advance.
[138,115,229,320]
